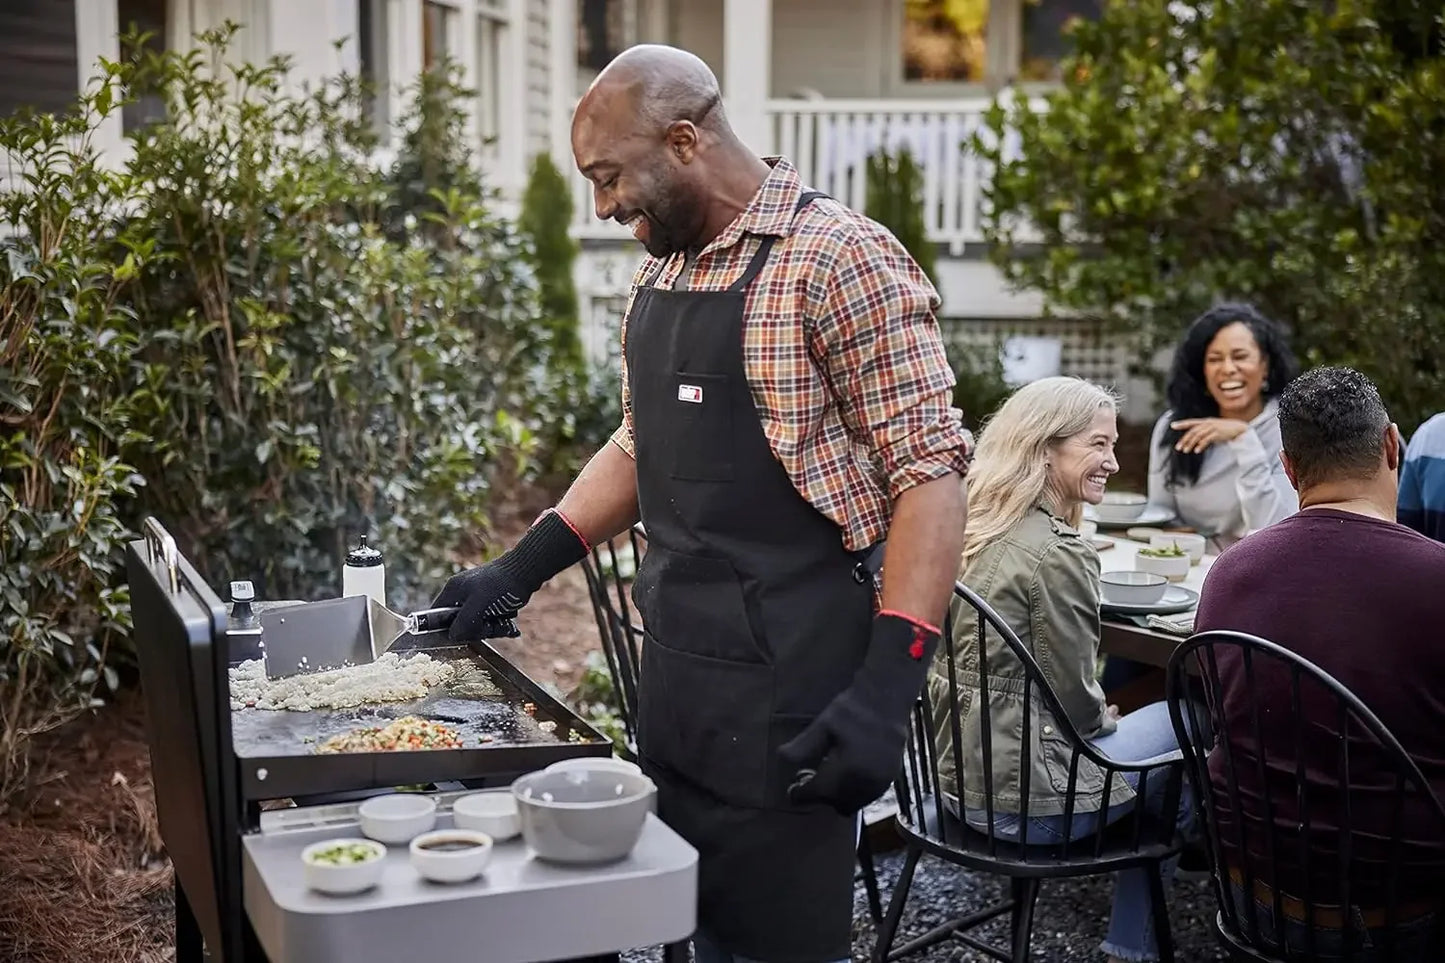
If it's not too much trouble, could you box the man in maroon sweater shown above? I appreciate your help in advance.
[1195,366,1445,959]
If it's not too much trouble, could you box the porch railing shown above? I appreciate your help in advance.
[570,95,1042,252]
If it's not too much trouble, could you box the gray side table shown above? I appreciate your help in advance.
[243,793,698,962]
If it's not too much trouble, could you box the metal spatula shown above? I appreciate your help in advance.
[257,596,518,679]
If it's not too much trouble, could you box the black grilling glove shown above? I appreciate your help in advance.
[432,509,589,642]
[778,611,940,816]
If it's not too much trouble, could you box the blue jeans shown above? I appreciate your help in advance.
[965,702,1197,962]
[1227,881,1442,962]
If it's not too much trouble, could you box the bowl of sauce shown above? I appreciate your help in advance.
[408,829,494,883]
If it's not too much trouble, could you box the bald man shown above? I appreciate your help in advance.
[433,45,972,963]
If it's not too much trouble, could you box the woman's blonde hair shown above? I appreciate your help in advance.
[961,376,1120,572]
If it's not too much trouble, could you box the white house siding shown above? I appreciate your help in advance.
[771,0,886,98]
[667,0,895,100]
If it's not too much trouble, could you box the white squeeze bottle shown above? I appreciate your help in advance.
[342,535,386,606]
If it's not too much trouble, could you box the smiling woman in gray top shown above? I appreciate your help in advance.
[1147,303,1301,544]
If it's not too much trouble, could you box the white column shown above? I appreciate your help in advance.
[549,0,579,173]
[495,0,529,196]
[722,0,771,156]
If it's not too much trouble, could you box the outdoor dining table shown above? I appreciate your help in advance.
[1095,535,1217,670]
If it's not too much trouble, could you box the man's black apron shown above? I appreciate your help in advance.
[627,192,877,963]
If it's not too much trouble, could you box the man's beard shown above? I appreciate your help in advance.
[636,187,700,258]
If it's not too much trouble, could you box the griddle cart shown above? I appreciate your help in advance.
[127,517,696,962]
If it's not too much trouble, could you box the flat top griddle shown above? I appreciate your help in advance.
[228,631,609,800]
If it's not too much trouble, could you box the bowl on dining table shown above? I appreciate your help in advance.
[511,766,656,864]
[1092,492,1149,525]
[1149,532,1207,564]
[1100,570,1169,606]
[1134,549,1191,583]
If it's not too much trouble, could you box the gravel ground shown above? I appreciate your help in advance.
[623,844,1227,962]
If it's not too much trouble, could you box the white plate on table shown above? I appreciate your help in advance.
[1084,504,1176,529]
[1100,585,1199,617]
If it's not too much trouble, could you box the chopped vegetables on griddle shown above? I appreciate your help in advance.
[316,715,465,754]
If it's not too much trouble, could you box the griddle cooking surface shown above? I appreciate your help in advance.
[229,645,574,759]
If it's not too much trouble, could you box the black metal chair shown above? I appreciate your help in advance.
[874,581,1188,963]
[578,525,887,925]
[1165,630,1445,962]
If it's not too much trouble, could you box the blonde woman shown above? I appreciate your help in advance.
[929,376,1194,963]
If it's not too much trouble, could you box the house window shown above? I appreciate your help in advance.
[578,0,630,74]
[423,0,455,72]
[118,0,168,133]
[0,0,81,117]
[358,0,391,132]
[1018,0,1099,82]
[476,0,505,149]
[902,0,990,83]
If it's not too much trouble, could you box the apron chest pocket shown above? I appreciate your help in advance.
[667,371,733,482]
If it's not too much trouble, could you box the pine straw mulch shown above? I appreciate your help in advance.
[0,689,174,963]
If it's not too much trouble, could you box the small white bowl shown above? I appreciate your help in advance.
[301,837,386,895]
[358,793,438,845]
[1136,551,1191,583]
[1094,492,1149,525]
[1100,570,1169,606]
[409,829,494,883]
[452,792,521,841]
[1149,532,1206,563]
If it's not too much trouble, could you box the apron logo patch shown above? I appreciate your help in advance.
[677,384,703,404]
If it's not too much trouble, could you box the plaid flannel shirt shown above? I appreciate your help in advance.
[609,157,972,551]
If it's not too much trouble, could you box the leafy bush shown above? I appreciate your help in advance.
[519,152,583,373]
[114,39,552,605]
[864,146,938,285]
[0,26,573,799]
[977,0,1445,432]
[0,76,141,801]
[947,336,1013,433]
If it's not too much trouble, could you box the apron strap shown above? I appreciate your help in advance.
[726,190,831,293]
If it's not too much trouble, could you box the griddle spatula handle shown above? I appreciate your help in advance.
[406,607,521,640]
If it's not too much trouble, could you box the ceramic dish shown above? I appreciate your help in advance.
[1099,584,1200,617]
[409,829,494,884]
[1085,503,1176,529]
[301,837,387,895]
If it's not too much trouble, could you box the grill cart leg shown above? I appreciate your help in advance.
[175,879,205,963]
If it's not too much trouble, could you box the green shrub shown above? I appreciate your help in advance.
[976,0,1445,433]
[0,68,142,801]
[0,25,572,800]
[865,146,938,286]
[519,152,583,372]
[114,36,550,605]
